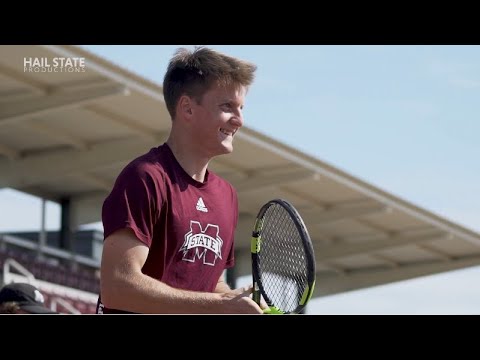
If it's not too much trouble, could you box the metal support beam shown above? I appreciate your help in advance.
[18,121,89,150]
[0,83,127,127]
[43,45,165,102]
[60,197,72,251]
[313,255,480,297]
[85,104,158,141]
[0,62,49,95]
[235,167,315,193]
[302,203,388,226]
[0,135,167,188]
[38,198,47,260]
[314,231,446,262]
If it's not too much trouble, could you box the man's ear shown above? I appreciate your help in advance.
[178,95,193,118]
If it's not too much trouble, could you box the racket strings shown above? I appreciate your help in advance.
[257,204,309,313]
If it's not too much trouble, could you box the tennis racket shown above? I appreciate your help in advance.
[251,199,316,314]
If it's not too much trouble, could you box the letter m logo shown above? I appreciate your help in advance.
[180,221,223,266]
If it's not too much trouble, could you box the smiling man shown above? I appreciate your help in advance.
[97,47,263,314]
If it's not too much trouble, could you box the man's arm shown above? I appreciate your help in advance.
[100,228,263,314]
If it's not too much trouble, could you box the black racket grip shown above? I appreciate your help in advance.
[252,281,261,305]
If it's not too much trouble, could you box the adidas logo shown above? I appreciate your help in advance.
[196,197,208,212]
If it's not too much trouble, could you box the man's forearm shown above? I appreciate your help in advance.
[102,272,227,314]
[214,279,233,293]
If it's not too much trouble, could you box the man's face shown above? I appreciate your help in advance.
[190,83,246,158]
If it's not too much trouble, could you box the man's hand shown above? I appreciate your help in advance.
[239,284,269,310]
[220,285,263,314]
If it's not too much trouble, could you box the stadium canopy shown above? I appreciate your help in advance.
[1,45,480,298]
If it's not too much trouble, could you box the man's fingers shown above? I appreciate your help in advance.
[243,284,253,294]
[260,299,269,310]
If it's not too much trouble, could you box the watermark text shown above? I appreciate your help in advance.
[24,57,86,72]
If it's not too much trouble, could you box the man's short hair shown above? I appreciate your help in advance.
[163,46,257,119]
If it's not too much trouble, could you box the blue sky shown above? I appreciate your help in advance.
[1,45,480,314]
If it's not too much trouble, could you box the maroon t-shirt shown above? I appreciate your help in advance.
[98,143,237,313]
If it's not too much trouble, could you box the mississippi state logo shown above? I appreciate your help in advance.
[180,221,223,266]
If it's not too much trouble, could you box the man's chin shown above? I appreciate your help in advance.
[220,141,234,154]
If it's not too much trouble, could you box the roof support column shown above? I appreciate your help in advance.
[37,198,47,261]
[60,197,73,249]
[226,266,237,290]
[60,197,78,269]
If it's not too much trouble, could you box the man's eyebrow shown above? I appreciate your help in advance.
[221,98,243,106]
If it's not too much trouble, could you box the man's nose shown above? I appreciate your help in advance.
[231,110,244,128]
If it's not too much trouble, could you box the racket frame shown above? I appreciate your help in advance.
[251,199,316,314]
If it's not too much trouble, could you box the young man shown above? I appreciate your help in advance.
[97,47,264,314]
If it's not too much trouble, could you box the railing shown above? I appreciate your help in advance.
[3,257,35,285]
[2,260,97,313]
[2,258,83,313]
[50,296,81,314]
[0,233,100,268]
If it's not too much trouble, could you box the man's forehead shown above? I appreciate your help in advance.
[208,83,246,99]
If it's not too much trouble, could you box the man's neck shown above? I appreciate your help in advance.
[166,135,210,183]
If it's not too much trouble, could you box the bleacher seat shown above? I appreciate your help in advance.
[1,247,99,314]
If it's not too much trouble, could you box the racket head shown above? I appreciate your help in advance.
[251,199,316,314]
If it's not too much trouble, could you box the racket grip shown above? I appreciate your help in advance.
[252,282,261,305]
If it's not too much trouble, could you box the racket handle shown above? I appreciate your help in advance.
[252,282,261,305]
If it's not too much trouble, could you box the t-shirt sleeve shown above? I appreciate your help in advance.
[102,162,165,247]
[225,186,238,268]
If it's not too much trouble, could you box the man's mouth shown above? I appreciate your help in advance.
[219,128,236,136]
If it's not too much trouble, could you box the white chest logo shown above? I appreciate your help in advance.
[180,221,223,266]
[196,197,208,212]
